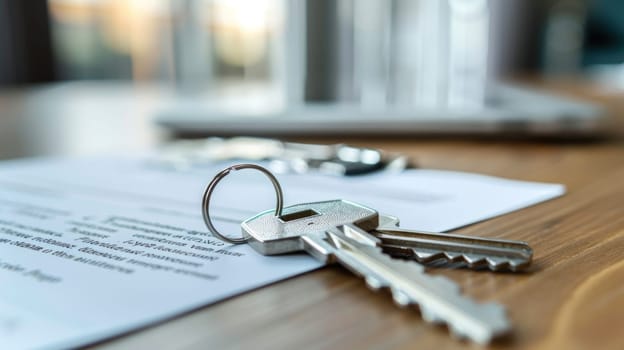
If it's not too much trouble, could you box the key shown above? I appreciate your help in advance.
[375,215,533,271]
[241,199,510,344]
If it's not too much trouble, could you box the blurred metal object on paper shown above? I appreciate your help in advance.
[151,137,410,176]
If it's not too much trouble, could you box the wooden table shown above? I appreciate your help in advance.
[1,79,623,349]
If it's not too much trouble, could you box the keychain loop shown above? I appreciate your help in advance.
[202,163,284,244]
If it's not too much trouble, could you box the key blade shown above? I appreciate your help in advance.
[324,225,511,344]
[375,227,533,272]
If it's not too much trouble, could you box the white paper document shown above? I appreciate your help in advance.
[0,156,565,349]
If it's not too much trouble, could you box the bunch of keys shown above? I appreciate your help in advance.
[202,164,533,345]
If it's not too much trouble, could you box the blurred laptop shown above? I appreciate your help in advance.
[156,83,607,137]
[156,0,608,138]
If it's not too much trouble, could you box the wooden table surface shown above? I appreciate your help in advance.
[1,79,623,349]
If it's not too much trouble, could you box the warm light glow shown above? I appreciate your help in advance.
[48,0,172,81]
[210,0,280,67]
[48,0,282,79]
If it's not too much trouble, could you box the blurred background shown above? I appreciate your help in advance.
[0,0,623,158]
[3,0,624,94]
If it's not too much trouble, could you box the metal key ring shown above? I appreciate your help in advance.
[202,163,284,244]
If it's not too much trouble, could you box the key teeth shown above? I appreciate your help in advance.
[365,276,383,291]
[391,290,411,308]
[413,251,435,260]
[484,302,509,321]
[507,260,526,272]
[486,257,507,267]
[376,279,508,344]
[449,326,493,346]
[480,303,512,337]
[408,248,530,271]
[420,306,443,324]
[455,254,514,271]
[449,325,468,340]
[445,252,462,260]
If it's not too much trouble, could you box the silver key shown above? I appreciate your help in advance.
[242,200,510,344]
[375,215,533,271]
